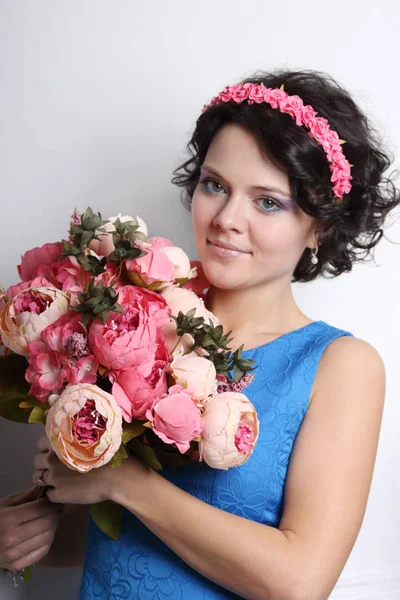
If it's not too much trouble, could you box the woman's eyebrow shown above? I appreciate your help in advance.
[200,164,292,198]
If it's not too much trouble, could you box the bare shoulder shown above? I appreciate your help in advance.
[311,335,386,408]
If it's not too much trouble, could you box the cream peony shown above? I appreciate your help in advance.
[170,352,217,404]
[0,285,70,356]
[199,392,259,470]
[46,384,123,473]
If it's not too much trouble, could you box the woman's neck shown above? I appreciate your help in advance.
[205,280,312,351]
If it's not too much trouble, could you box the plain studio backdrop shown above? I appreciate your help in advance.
[0,2,399,599]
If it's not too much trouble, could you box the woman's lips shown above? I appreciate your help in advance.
[207,240,250,258]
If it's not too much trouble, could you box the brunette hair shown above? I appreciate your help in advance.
[171,69,400,282]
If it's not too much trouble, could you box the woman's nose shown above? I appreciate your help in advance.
[212,194,247,234]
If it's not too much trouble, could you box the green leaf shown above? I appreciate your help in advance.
[174,277,189,287]
[107,250,120,263]
[122,421,146,444]
[81,312,91,326]
[85,296,102,307]
[22,565,34,583]
[126,270,147,286]
[109,443,129,468]
[213,325,224,342]
[147,280,166,291]
[80,230,94,248]
[86,255,107,276]
[28,405,47,425]
[134,231,148,242]
[233,364,242,382]
[61,240,81,257]
[90,500,122,541]
[99,309,111,324]
[127,438,162,471]
[81,207,103,232]
[111,303,124,315]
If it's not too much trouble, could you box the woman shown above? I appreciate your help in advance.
[1,69,399,600]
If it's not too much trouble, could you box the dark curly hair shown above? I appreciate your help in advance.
[171,69,400,282]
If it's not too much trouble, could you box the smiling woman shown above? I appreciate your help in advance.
[68,70,399,600]
[190,125,318,292]
[1,68,398,600]
[174,70,399,284]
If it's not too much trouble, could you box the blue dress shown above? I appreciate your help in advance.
[78,320,352,600]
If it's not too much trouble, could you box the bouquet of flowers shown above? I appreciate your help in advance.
[0,208,258,583]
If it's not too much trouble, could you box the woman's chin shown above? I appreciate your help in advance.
[201,263,248,291]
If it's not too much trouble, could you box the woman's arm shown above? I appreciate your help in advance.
[108,337,385,600]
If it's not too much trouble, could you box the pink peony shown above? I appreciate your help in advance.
[158,246,192,281]
[36,256,93,298]
[148,237,174,249]
[125,242,176,291]
[146,384,203,453]
[18,243,63,282]
[25,312,98,402]
[88,285,170,372]
[0,284,70,356]
[46,383,122,472]
[40,257,121,299]
[112,334,170,421]
[199,392,259,470]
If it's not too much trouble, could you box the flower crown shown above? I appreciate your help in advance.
[201,82,352,203]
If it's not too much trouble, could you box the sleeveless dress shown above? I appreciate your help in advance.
[78,320,353,600]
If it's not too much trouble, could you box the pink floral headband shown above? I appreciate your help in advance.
[202,82,352,203]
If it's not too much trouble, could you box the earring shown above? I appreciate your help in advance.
[310,247,319,265]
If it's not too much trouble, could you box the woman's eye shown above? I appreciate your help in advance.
[256,197,281,213]
[199,178,282,213]
[200,178,225,194]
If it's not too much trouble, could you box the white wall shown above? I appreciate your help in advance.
[0,1,399,598]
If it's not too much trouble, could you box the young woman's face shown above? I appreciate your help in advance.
[191,124,317,292]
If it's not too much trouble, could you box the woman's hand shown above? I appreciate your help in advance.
[32,435,113,505]
[32,435,150,506]
[0,486,62,571]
